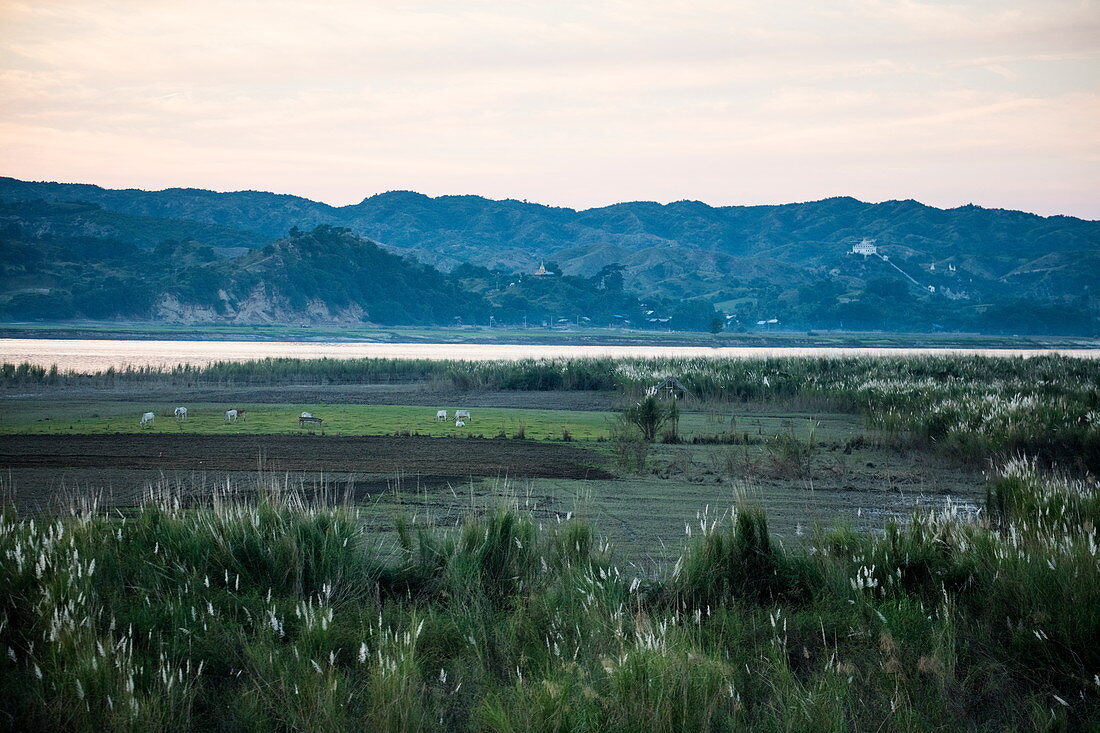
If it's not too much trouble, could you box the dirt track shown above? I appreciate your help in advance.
[0,434,612,511]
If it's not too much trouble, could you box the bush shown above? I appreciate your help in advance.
[623,396,677,442]
[677,505,789,605]
[610,417,649,471]
[764,431,816,477]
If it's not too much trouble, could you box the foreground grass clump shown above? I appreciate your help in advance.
[2,463,1098,730]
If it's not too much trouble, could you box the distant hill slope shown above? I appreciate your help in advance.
[0,217,685,329]
[0,199,267,254]
[0,178,334,239]
[211,225,490,325]
[3,176,1096,296]
[1,176,1097,334]
[0,221,491,325]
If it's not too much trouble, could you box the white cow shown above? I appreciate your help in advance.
[434,410,447,422]
[140,412,155,427]
[455,410,471,422]
[174,406,188,418]
[455,419,466,428]
[225,409,238,422]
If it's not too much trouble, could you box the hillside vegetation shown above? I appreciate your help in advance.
[0,216,715,330]
[0,222,488,325]
[1,177,1097,334]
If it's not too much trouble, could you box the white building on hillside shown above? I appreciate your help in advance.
[851,238,878,256]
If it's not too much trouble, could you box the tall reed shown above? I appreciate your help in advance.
[1,458,1096,730]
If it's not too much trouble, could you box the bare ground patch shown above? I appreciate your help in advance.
[0,433,612,511]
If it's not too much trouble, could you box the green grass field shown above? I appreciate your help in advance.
[0,399,867,445]
[0,401,616,441]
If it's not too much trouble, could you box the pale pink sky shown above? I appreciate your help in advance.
[2,1,1098,218]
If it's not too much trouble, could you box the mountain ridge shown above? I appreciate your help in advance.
[0,176,1096,335]
[6,177,1092,222]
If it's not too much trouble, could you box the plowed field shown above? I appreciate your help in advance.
[0,434,611,511]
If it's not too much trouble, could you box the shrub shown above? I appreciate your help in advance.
[623,396,677,442]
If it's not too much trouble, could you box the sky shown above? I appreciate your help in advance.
[1,1,1098,218]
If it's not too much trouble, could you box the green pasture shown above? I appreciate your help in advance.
[0,401,617,441]
[0,398,869,446]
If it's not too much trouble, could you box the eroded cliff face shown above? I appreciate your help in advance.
[155,294,221,324]
[155,284,367,324]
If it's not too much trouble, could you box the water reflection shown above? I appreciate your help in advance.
[0,338,1095,373]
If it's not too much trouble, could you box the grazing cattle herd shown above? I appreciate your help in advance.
[139,407,473,429]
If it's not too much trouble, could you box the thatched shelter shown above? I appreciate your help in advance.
[648,377,690,400]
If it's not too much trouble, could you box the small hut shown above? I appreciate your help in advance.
[648,377,690,400]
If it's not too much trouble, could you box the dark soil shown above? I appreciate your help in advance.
[0,434,612,511]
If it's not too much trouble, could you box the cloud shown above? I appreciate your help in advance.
[0,0,1097,218]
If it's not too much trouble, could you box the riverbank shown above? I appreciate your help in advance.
[2,338,1098,374]
[2,321,1097,350]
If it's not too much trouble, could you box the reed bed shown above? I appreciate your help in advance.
[2,353,1097,727]
[6,353,1098,470]
[1,458,1097,730]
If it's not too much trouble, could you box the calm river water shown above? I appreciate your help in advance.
[0,339,1096,373]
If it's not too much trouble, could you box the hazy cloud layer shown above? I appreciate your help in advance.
[1,0,1097,217]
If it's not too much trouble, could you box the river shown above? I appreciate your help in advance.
[0,338,1096,373]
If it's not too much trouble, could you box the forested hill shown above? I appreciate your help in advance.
[1,176,1098,334]
[2,176,1097,297]
[0,217,703,329]
[0,223,488,325]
